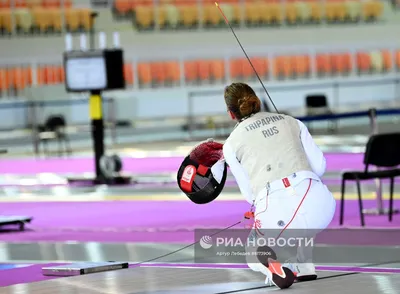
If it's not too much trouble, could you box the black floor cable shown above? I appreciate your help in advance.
[214,259,400,294]
[129,221,242,267]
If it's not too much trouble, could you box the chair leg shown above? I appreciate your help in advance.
[43,141,48,157]
[356,179,365,227]
[64,136,72,155]
[340,178,346,225]
[389,177,394,222]
[57,138,63,157]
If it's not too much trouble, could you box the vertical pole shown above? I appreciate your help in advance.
[369,108,378,135]
[89,91,104,182]
[109,97,117,145]
[368,108,383,214]
[88,12,104,183]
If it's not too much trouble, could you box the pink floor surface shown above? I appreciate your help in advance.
[1,200,399,243]
[0,153,364,175]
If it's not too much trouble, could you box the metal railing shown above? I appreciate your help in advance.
[184,76,400,137]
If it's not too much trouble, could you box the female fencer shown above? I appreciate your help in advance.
[222,82,336,289]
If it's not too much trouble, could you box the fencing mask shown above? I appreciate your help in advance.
[177,139,228,204]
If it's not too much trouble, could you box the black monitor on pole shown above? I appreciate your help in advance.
[64,13,129,185]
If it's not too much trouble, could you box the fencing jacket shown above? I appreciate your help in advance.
[223,112,326,204]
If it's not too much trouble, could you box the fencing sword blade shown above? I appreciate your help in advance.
[215,2,280,113]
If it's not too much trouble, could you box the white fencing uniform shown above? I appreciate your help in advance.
[222,112,336,277]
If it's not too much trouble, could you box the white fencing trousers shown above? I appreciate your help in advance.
[245,173,336,272]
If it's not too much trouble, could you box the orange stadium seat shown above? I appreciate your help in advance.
[14,0,27,8]
[63,0,72,8]
[245,2,261,26]
[325,0,347,23]
[292,55,311,77]
[45,65,54,84]
[139,0,153,6]
[242,58,254,80]
[36,65,49,85]
[137,62,152,87]
[316,54,332,76]
[157,5,167,29]
[381,50,392,72]
[0,0,10,8]
[274,56,292,80]
[9,67,25,92]
[309,1,323,23]
[252,57,269,79]
[80,8,93,31]
[135,5,154,30]
[395,50,400,70]
[331,53,352,75]
[12,66,32,88]
[210,59,225,83]
[203,4,222,27]
[198,60,211,82]
[150,62,167,85]
[48,8,62,32]
[258,2,283,25]
[46,65,61,84]
[32,8,53,33]
[184,60,198,84]
[336,1,347,22]
[179,5,198,28]
[285,2,298,25]
[36,65,63,85]
[57,65,64,82]
[42,0,60,8]
[237,57,269,80]
[124,63,134,86]
[26,0,41,8]
[362,0,383,21]
[229,58,242,80]
[36,65,45,85]
[114,0,134,16]
[0,9,12,34]
[0,68,10,96]
[43,0,72,8]
[356,52,371,74]
[26,66,33,85]
[65,8,80,32]
[164,61,180,85]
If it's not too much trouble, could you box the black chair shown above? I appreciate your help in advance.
[340,133,400,226]
[305,94,337,133]
[37,115,72,157]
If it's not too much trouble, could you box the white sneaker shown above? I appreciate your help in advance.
[283,262,317,282]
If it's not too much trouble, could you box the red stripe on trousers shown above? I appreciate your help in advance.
[277,179,312,239]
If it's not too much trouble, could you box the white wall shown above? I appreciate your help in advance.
[1,75,399,130]
[1,23,399,62]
